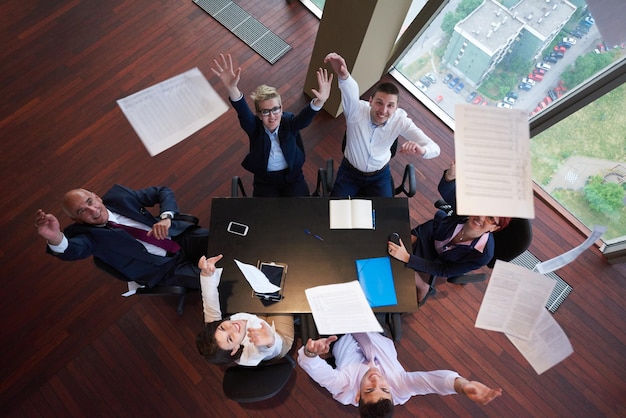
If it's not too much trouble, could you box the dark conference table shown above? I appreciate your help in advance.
[206,197,417,314]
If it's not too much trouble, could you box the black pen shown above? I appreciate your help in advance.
[304,229,324,241]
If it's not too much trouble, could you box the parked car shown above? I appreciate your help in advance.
[416,81,427,92]
[454,82,464,93]
[425,72,437,84]
[506,91,519,100]
[557,42,571,49]
[548,89,557,101]
[444,73,453,84]
[576,25,589,34]
[553,45,566,53]
[448,77,459,88]
[551,51,564,59]
[533,68,546,76]
[419,77,431,87]
[536,62,551,70]
[472,95,483,105]
[466,91,477,103]
[563,37,577,45]
[544,55,558,64]
[570,30,583,38]
[503,96,516,105]
[497,102,512,109]
[529,72,543,81]
[522,77,536,86]
[519,82,533,91]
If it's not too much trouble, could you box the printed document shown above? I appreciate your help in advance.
[454,104,534,218]
[305,281,383,335]
[475,260,555,340]
[117,67,228,156]
[535,225,606,274]
[507,309,573,375]
[329,199,373,229]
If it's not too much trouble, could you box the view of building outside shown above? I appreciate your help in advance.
[300,0,625,242]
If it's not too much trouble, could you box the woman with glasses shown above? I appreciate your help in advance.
[387,162,510,306]
[211,53,332,197]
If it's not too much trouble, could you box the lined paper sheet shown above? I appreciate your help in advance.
[305,281,383,335]
[117,67,228,156]
[454,104,534,218]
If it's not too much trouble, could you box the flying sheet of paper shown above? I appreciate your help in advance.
[475,260,555,340]
[234,259,281,293]
[535,225,607,274]
[454,104,534,219]
[305,281,383,335]
[117,67,228,156]
[122,281,143,297]
[507,309,573,375]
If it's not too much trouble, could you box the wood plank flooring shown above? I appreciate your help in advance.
[1,0,624,417]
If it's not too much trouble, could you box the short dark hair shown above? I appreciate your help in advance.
[196,320,244,364]
[372,82,399,97]
[497,217,512,230]
[358,398,394,418]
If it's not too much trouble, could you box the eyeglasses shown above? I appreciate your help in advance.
[258,106,282,116]
[485,216,500,226]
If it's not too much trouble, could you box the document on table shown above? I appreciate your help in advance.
[535,225,606,274]
[117,67,228,156]
[234,259,281,294]
[305,281,383,335]
[507,309,573,375]
[454,104,534,219]
[329,199,374,229]
[475,260,555,340]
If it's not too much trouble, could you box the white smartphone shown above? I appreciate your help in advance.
[227,221,249,236]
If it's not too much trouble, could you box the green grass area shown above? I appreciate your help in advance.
[552,188,626,240]
[532,83,626,239]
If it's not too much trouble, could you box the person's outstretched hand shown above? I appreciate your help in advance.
[210,53,242,99]
[35,209,63,245]
[311,67,333,106]
[198,254,223,276]
[463,380,502,405]
[323,52,349,80]
[305,335,338,356]
[247,322,275,348]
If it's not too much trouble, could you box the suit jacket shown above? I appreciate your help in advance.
[47,184,194,287]
[230,97,318,183]
[407,173,495,277]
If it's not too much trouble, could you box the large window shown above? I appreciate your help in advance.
[301,0,626,249]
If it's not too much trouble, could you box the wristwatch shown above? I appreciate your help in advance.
[160,212,173,220]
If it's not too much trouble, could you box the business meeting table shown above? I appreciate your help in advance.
[206,197,418,314]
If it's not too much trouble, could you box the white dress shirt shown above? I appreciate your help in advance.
[339,75,440,173]
[297,332,459,406]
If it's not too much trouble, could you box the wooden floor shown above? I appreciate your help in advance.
[1,0,624,416]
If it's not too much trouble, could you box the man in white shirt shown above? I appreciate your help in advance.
[298,332,502,416]
[324,52,440,197]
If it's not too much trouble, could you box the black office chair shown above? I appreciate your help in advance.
[222,355,296,402]
[93,213,200,316]
[311,134,417,198]
[427,201,533,290]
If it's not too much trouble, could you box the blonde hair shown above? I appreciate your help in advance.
[251,84,281,111]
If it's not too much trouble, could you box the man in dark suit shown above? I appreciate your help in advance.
[35,184,208,288]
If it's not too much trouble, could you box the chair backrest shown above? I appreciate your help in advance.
[222,355,296,402]
[488,218,533,268]
[231,176,248,197]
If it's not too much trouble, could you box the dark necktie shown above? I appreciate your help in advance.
[352,332,376,365]
[107,221,180,253]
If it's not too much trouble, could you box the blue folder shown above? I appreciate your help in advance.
[355,257,397,308]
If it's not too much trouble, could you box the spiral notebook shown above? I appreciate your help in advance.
[355,256,397,308]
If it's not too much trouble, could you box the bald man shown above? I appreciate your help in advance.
[35,184,208,288]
